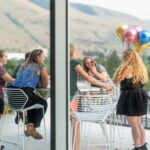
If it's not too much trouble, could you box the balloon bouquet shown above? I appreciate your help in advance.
[116,24,150,52]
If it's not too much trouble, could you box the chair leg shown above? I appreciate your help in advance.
[100,122,110,150]
[42,108,47,139]
[82,122,86,138]
[22,111,25,150]
[78,121,82,150]
[112,114,116,149]
[17,111,20,144]
[87,122,91,150]
[0,115,4,148]
[113,114,123,149]
[0,113,20,148]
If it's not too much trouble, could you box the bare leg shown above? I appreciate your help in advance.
[127,116,141,147]
[74,121,80,150]
[71,118,80,150]
[137,117,145,145]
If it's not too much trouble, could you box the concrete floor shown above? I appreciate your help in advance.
[1,98,150,150]
[0,99,50,150]
[80,122,150,150]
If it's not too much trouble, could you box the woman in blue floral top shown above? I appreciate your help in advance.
[12,49,49,140]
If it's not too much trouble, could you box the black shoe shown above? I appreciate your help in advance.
[141,143,148,150]
[132,147,142,150]
[0,145,4,150]
[15,112,23,124]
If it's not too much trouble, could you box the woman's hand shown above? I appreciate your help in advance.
[88,64,109,82]
[103,84,113,91]
[88,64,97,74]
[113,79,119,84]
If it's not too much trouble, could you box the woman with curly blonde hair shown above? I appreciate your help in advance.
[113,49,148,150]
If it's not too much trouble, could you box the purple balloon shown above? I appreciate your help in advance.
[133,25,142,33]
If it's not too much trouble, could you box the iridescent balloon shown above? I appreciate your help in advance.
[139,43,150,52]
[124,27,137,47]
[132,25,142,33]
[116,24,129,42]
[139,30,150,45]
[134,40,140,52]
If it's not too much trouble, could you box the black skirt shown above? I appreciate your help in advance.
[117,79,148,116]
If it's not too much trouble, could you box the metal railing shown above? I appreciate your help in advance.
[107,101,150,129]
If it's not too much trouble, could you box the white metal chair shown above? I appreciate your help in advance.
[74,82,123,148]
[0,88,46,150]
[70,90,118,150]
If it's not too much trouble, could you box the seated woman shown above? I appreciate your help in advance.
[70,44,113,150]
[12,51,31,78]
[0,50,14,115]
[12,49,49,140]
[83,57,112,84]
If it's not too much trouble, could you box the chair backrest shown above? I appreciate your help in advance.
[3,88,28,111]
[70,89,119,122]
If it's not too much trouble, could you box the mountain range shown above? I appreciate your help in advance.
[69,3,150,58]
[0,0,150,57]
[30,0,49,10]
[0,0,49,52]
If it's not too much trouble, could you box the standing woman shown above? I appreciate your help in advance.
[0,50,14,115]
[12,49,49,140]
[113,49,148,150]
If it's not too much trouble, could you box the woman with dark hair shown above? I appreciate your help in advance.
[0,50,14,115]
[12,49,49,140]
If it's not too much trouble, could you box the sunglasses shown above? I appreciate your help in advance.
[85,60,94,65]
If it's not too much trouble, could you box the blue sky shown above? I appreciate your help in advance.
[70,0,150,20]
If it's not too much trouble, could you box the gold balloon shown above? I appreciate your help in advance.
[134,40,150,52]
[138,43,150,52]
[116,24,129,41]
[134,40,140,52]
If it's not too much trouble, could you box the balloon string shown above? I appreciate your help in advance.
[127,44,130,49]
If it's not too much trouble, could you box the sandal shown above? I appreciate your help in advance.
[30,130,43,140]
[24,123,43,140]
[24,130,32,137]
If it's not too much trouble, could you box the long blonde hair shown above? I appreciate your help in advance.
[113,49,148,84]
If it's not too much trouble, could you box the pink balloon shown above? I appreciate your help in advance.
[124,27,138,46]
[132,25,142,33]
